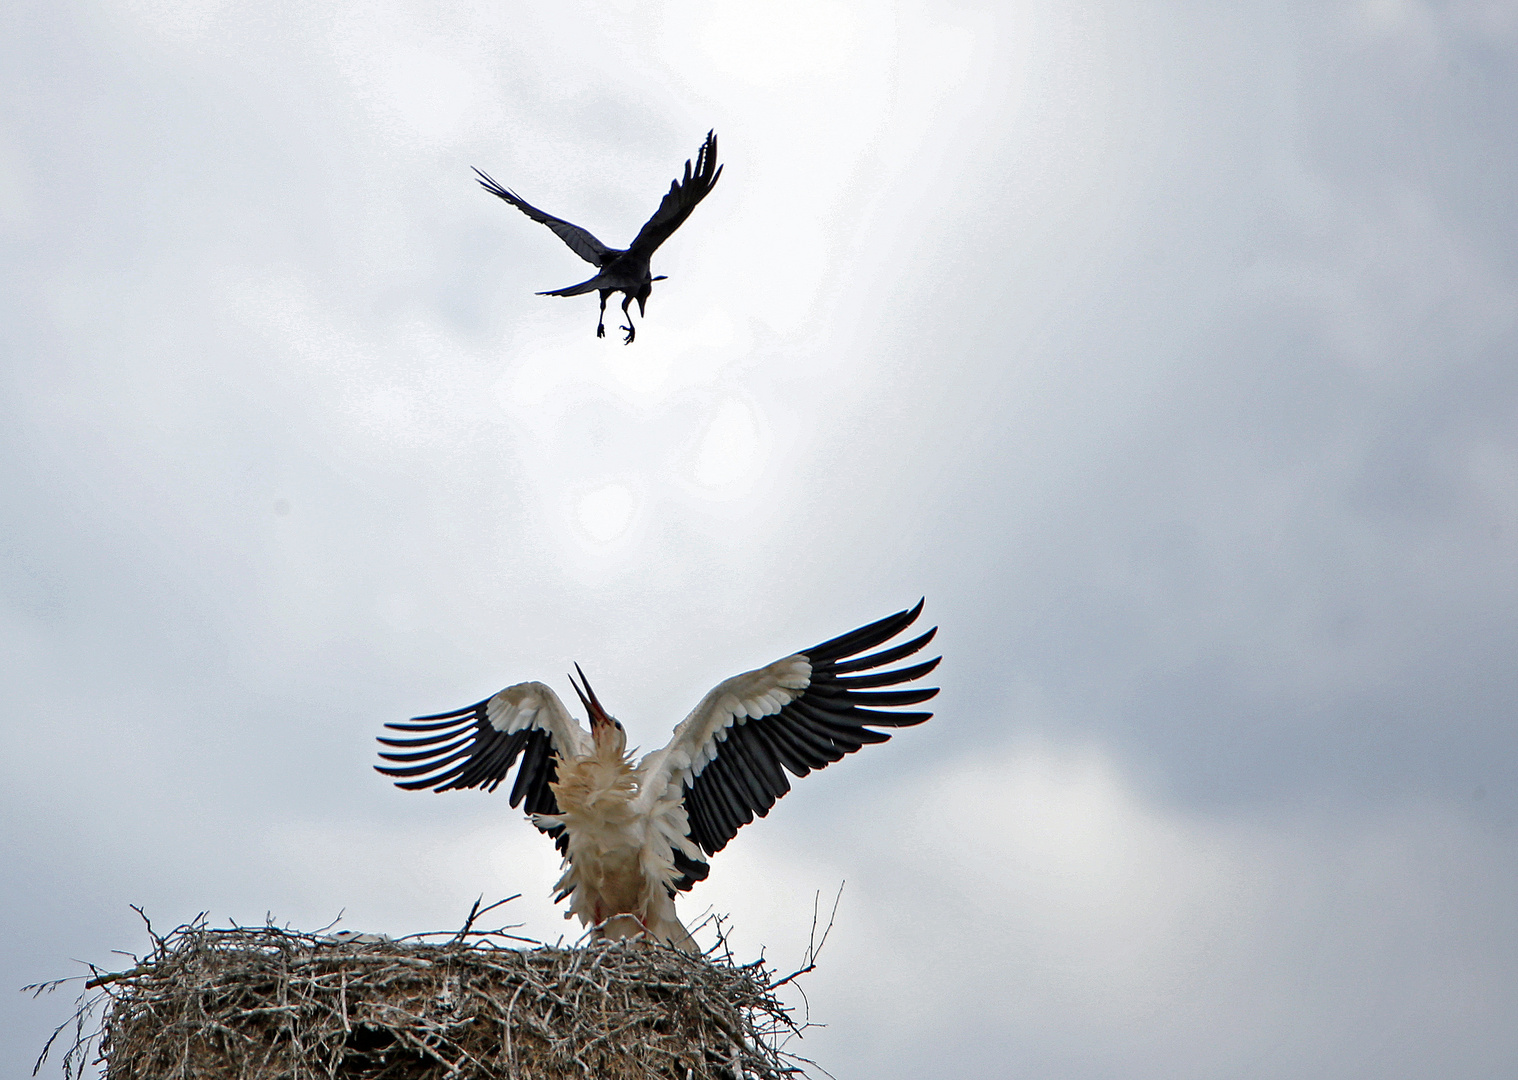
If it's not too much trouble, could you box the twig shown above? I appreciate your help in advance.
[447,894,522,946]
[82,964,155,990]
[21,977,85,998]
[765,883,843,992]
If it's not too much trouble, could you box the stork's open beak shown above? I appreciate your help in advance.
[569,663,612,731]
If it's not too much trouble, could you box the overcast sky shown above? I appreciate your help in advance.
[4,0,1518,1076]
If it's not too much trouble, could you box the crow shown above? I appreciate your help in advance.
[474,131,722,344]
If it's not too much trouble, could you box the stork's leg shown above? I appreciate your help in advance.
[596,290,610,338]
[619,294,636,344]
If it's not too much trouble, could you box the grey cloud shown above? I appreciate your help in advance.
[4,0,1517,1076]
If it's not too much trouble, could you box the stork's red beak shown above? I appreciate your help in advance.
[569,663,612,731]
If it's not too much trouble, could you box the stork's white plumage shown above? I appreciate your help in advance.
[376,602,940,951]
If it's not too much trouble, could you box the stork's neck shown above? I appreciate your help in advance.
[592,723,628,762]
[553,736,637,821]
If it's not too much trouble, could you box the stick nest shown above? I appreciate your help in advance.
[38,915,815,1080]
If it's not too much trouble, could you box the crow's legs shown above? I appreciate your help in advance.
[619,293,637,344]
[596,289,611,338]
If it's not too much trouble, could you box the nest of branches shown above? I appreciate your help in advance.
[34,903,826,1080]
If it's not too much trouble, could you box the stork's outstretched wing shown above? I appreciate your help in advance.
[375,682,591,849]
[641,601,940,859]
[626,130,722,259]
[472,169,612,267]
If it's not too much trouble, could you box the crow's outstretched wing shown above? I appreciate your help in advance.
[626,130,723,259]
[473,169,613,266]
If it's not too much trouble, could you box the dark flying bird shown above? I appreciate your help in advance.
[376,601,940,951]
[473,131,722,344]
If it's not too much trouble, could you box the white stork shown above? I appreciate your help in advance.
[376,601,940,952]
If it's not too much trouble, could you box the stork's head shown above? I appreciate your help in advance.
[570,663,626,756]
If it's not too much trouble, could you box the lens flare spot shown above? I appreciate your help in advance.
[693,399,761,492]
[576,484,636,543]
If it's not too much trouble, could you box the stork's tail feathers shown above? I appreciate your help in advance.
[594,915,648,943]
[643,891,698,952]
[594,916,697,953]
[591,904,697,953]
[644,915,698,953]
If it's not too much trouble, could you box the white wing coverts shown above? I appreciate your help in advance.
[375,681,589,849]
[643,600,940,872]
